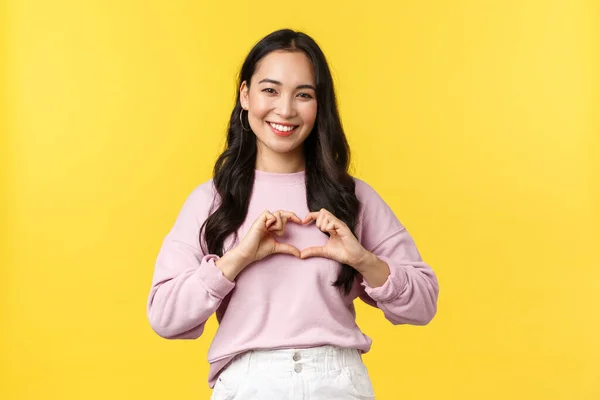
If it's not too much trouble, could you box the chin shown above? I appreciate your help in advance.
[267,142,300,154]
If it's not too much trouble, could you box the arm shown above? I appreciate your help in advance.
[146,185,238,339]
[353,179,439,326]
[356,228,439,326]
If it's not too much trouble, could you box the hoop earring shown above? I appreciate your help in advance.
[240,109,251,131]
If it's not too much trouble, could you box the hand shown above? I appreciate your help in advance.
[217,210,302,281]
[235,209,302,265]
[300,208,371,271]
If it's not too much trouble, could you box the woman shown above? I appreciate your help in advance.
[147,29,439,399]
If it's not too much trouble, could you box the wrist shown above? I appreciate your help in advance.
[230,246,254,268]
[352,250,377,273]
[216,248,250,281]
[356,252,391,288]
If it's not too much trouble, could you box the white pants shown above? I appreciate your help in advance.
[210,346,376,400]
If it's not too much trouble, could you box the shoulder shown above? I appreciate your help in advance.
[352,177,392,216]
[191,178,218,201]
[176,178,219,222]
[351,176,405,249]
[352,177,380,202]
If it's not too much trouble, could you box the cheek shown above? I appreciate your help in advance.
[249,96,272,120]
[300,103,318,127]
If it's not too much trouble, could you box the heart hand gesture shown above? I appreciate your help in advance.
[300,208,370,270]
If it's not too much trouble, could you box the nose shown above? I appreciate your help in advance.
[275,96,297,119]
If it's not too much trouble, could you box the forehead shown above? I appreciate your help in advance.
[252,50,316,85]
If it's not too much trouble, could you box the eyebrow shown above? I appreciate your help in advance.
[258,78,316,91]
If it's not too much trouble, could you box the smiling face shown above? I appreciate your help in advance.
[240,50,318,171]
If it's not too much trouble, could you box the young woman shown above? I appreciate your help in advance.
[147,29,439,399]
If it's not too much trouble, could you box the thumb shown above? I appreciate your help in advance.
[300,246,328,260]
[273,242,301,258]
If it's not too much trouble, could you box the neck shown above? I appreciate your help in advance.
[255,146,305,174]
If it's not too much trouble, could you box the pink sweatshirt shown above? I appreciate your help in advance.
[147,170,439,388]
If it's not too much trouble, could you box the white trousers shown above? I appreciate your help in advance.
[210,346,376,400]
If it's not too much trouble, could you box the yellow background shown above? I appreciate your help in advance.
[2,0,599,399]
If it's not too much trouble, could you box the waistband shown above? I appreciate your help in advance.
[225,345,363,377]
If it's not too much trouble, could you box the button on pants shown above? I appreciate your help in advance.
[210,345,376,400]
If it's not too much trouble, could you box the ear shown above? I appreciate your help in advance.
[240,80,249,110]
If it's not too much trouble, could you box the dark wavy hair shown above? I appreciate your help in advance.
[200,29,360,295]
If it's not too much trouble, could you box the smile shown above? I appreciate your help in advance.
[268,122,299,136]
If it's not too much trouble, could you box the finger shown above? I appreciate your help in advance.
[267,224,284,235]
[316,213,326,230]
[268,211,288,236]
[281,211,302,224]
[325,220,337,235]
[318,208,333,221]
[317,208,335,229]
[264,211,276,229]
[278,214,289,236]
[273,211,284,232]
[254,210,273,229]
[300,246,328,259]
[302,212,319,225]
[320,215,336,232]
[273,242,301,258]
[268,211,302,235]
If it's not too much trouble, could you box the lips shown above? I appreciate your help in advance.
[268,121,299,137]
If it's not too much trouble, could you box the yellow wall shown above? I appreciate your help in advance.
[2,1,599,399]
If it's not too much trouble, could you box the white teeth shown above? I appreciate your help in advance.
[269,122,296,132]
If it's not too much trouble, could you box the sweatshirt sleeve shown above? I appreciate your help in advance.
[146,183,235,339]
[354,179,439,326]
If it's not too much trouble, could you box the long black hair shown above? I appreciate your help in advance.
[200,29,360,295]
